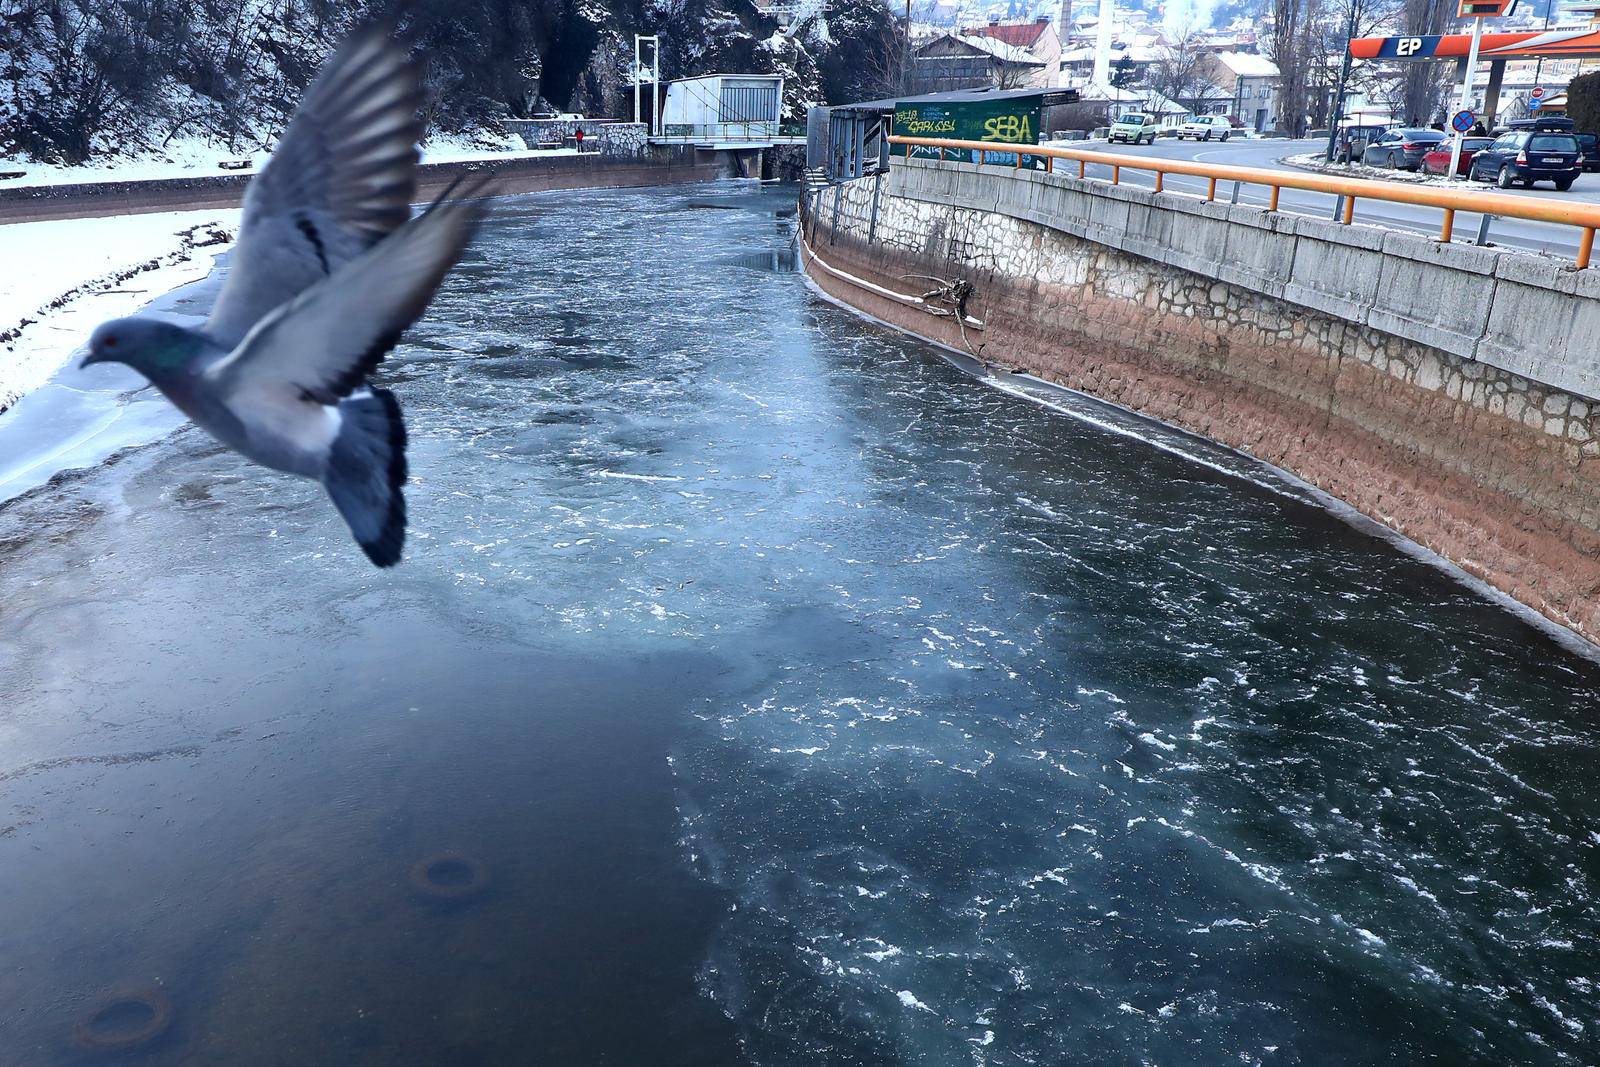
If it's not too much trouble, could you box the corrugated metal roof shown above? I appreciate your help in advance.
[833,87,1080,113]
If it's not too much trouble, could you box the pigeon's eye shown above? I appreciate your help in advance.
[102,335,118,348]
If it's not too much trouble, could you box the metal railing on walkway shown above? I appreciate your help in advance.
[887,135,1600,270]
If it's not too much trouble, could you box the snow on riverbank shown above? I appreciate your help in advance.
[0,134,570,189]
[0,210,238,414]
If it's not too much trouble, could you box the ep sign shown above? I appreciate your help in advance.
[1396,36,1426,56]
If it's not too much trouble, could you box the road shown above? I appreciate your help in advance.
[1074,135,1596,261]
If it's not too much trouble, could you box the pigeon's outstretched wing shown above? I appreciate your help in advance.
[206,24,423,348]
[206,178,490,412]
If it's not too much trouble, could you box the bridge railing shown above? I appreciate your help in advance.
[886,135,1600,270]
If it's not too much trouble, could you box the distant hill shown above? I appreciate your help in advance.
[0,0,897,166]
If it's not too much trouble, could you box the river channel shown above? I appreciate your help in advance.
[1,180,1597,1065]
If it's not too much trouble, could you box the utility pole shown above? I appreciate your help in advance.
[1534,0,1553,91]
[634,35,661,135]
[905,0,913,93]
[1325,0,1361,161]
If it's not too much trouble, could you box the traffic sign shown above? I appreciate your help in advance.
[1531,85,1547,99]
[1452,109,1476,132]
[1530,97,1543,111]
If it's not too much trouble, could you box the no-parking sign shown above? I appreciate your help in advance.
[1451,109,1476,132]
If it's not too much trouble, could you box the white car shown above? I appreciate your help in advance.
[1176,115,1236,141]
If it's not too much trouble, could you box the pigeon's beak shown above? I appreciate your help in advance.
[79,350,103,369]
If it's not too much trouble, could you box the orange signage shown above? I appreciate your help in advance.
[1352,27,1600,59]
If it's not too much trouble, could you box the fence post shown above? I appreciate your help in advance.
[1440,208,1455,244]
[830,182,842,244]
[868,172,882,244]
[1580,227,1596,270]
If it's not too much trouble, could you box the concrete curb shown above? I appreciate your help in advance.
[1276,154,1442,185]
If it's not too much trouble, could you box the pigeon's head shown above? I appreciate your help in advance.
[83,318,202,378]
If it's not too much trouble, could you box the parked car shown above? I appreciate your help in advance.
[1334,123,1388,163]
[1468,128,1583,189]
[1109,112,1159,145]
[1419,136,1494,176]
[1175,115,1237,141]
[1361,127,1447,170]
[1578,133,1600,173]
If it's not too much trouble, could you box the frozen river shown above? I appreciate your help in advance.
[2,181,1599,1065]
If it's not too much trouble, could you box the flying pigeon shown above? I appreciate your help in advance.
[80,24,489,567]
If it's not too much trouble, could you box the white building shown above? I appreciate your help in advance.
[1196,51,1281,132]
[659,75,784,145]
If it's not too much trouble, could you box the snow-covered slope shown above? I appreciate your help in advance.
[0,212,237,415]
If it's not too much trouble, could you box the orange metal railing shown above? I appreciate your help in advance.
[887,135,1600,270]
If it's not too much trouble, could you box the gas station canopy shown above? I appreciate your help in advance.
[1351,27,1600,61]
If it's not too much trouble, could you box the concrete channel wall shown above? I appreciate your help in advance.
[802,156,1600,643]
[0,145,729,225]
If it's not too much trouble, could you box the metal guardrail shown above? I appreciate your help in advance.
[887,135,1600,270]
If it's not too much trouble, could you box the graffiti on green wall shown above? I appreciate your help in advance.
[892,97,1043,168]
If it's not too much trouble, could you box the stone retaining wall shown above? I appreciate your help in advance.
[503,120,650,157]
[802,158,1600,642]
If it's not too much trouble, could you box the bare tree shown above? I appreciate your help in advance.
[1267,0,1327,136]
[1315,0,1400,155]
[1398,0,1450,123]
[1150,24,1208,115]
[991,57,1042,90]
[1047,100,1109,132]
[858,18,913,99]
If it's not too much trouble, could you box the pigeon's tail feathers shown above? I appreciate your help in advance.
[324,388,408,567]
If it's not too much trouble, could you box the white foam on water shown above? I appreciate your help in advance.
[800,260,1600,662]
[898,990,935,1012]
[594,470,683,482]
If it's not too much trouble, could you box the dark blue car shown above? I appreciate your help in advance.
[1470,122,1583,190]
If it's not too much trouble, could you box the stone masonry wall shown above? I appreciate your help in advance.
[801,161,1600,643]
